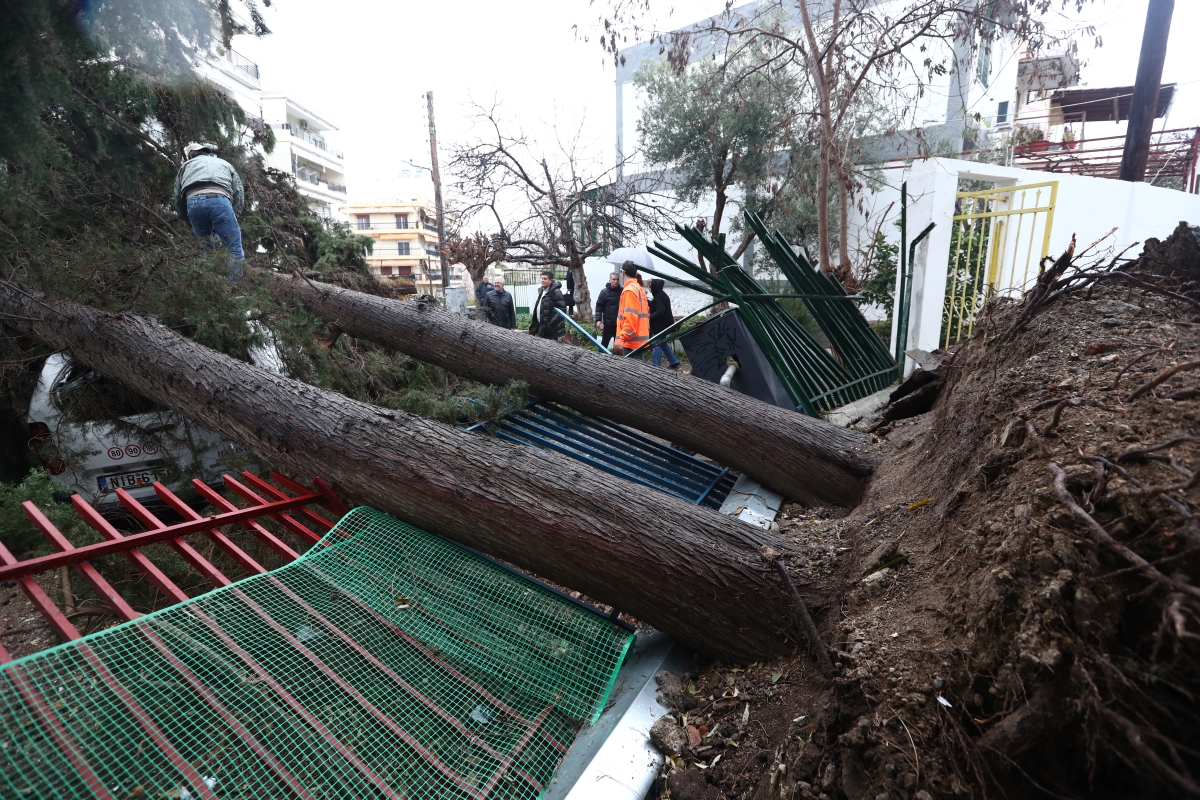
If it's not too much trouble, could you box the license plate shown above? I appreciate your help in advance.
[98,470,160,494]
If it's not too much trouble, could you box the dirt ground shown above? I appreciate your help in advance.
[653,225,1200,800]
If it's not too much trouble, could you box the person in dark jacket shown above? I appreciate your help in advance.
[474,276,493,310]
[648,278,681,368]
[564,269,576,314]
[528,270,567,339]
[593,272,621,348]
[482,277,516,329]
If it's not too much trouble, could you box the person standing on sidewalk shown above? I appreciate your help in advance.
[528,270,567,339]
[648,278,681,368]
[482,277,516,329]
[564,268,577,315]
[172,142,246,281]
[594,272,622,349]
[615,262,650,355]
[474,275,494,311]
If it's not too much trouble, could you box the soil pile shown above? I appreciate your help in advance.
[656,224,1200,799]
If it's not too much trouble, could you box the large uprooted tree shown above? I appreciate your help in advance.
[10,1,1200,797]
[0,279,807,662]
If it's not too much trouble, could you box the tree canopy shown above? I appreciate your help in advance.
[634,47,805,267]
[0,0,518,483]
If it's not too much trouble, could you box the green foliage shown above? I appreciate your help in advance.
[859,231,899,325]
[633,47,802,236]
[0,0,498,487]
[0,469,93,556]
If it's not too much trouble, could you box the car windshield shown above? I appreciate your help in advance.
[52,364,160,422]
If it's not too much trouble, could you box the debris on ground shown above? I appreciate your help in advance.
[652,223,1200,799]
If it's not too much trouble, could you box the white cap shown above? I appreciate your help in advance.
[184,142,218,158]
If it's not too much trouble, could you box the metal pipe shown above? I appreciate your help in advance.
[624,299,725,358]
[895,221,936,371]
[554,308,610,354]
[720,363,738,388]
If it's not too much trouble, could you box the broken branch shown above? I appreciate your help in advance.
[764,549,834,676]
[1050,462,1200,602]
[1128,360,1200,401]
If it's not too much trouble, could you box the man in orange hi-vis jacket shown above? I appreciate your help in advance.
[615,261,650,355]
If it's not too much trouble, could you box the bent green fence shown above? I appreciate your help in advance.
[0,507,634,800]
[640,211,898,415]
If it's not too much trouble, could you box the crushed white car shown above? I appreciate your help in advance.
[27,353,254,514]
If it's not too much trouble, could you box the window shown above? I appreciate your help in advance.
[398,241,410,256]
[976,42,992,89]
[996,101,1010,126]
[380,266,393,276]
[396,214,409,229]
[397,265,413,276]
[356,215,370,230]
[53,364,158,421]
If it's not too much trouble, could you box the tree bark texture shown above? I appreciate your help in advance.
[268,273,875,507]
[0,281,800,661]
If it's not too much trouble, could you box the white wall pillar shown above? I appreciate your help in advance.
[895,160,958,374]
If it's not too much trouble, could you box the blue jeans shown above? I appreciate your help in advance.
[651,340,680,367]
[187,194,244,281]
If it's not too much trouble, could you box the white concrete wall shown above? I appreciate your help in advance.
[888,157,1200,371]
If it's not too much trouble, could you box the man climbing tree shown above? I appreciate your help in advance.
[172,141,246,280]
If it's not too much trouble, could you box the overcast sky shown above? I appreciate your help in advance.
[230,0,1200,201]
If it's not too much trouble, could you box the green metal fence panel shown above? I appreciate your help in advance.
[0,507,634,800]
[643,213,900,415]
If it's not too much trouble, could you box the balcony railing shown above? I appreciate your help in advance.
[294,168,348,195]
[224,49,259,79]
[1004,126,1200,193]
[273,124,344,159]
[365,245,442,257]
[353,222,439,232]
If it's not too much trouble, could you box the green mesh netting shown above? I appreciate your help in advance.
[0,506,634,799]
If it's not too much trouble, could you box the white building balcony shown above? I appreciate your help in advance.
[209,48,260,91]
[294,166,348,198]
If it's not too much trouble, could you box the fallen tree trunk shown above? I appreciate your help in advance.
[0,281,798,661]
[268,272,874,507]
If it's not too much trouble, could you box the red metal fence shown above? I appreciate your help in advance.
[1009,126,1200,192]
[0,471,349,663]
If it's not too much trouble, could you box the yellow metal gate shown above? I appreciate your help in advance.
[943,180,1057,347]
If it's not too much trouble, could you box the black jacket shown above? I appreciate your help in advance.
[475,279,493,305]
[594,284,621,328]
[648,278,674,336]
[528,280,567,338]
[482,288,516,329]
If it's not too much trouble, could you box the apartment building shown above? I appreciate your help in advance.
[343,199,442,287]
[199,48,348,218]
[261,93,347,218]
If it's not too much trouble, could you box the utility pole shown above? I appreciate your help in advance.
[1119,0,1174,183]
[426,91,450,289]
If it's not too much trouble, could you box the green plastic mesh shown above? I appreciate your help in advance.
[0,506,634,799]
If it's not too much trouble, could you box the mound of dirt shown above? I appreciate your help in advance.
[653,225,1200,799]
